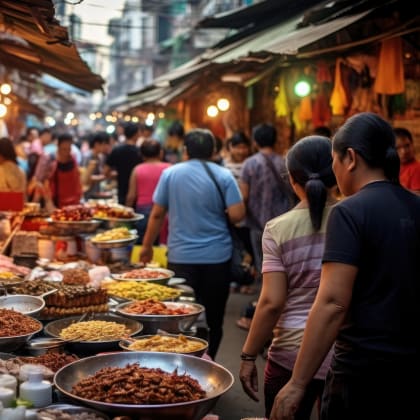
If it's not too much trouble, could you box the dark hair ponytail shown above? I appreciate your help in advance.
[333,112,400,184]
[286,136,336,231]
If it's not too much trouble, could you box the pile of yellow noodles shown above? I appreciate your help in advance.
[127,334,206,353]
[59,320,130,341]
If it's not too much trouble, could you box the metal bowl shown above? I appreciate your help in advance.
[43,313,143,355]
[0,317,43,351]
[54,351,234,419]
[112,267,175,285]
[89,235,138,249]
[0,294,45,317]
[119,334,208,357]
[94,213,144,229]
[38,403,110,420]
[114,301,205,334]
[46,218,102,234]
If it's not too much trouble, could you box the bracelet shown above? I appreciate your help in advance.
[240,352,257,361]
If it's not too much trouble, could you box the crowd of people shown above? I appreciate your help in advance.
[0,112,419,418]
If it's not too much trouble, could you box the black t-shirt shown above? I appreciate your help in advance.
[323,181,420,372]
[106,144,141,204]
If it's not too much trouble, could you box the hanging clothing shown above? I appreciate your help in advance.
[298,96,312,122]
[374,36,405,95]
[274,74,290,117]
[312,91,331,127]
[330,59,349,115]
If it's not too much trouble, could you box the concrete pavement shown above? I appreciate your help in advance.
[210,290,266,420]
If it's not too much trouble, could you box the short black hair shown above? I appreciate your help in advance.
[140,139,161,158]
[393,127,413,143]
[39,128,52,136]
[57,133,73,146]
[90,131,110,149]
[228,131,251,147]
[168,121,185,138]
[124,122,139,139]
[184,128,215,159]
[0,137,17,163]
[313,126,332,138]
[252,123,277,147]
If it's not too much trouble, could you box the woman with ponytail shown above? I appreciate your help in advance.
[240,135,337,419]
[271,112,420,420]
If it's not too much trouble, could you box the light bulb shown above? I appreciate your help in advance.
[207,105,219,117]
[217,98,230,111]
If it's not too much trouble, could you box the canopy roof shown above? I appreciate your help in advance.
[0,0,103,92]
[113,0,418,112]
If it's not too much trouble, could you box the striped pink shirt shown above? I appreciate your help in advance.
[262,206,334,379]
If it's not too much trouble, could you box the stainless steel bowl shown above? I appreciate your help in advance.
[54,351,234,419]
[43,313,143,355]
[38,403,110,419]
[112,267,175,285]
[0,317,43,351]
[46,218,102,234]
[119,333,208,357]
[0,294,45,317]
[89,235,138,249]
[114,301,205,334]
[94,213,144,229]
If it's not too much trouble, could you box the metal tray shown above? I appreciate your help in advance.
[89,235,138,249]
[111,267,175,284]
[38,403,110,419]
[46,218,102,234]
[54,351,234,419]
[43,313,143,355]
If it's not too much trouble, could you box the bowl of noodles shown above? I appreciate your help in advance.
[119,333,208,357]
[44,313,143,355]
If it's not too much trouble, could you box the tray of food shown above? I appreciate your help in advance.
[111,267,175,284]
[89,227,138,249]
[0,271,25,287]
[114,299,205,334]
[38,404,110,420]
[54,352,234,419]
[91,204,140,220]
[119,333,208,357]
[43,313,143,354]
[103,280,182,302]
[0,308,43,351]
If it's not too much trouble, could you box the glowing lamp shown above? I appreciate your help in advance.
[0,83,11,95]
[217,98,230,111]
[294,80,311,97]
[0,104,7,118]
[207,105,219,117]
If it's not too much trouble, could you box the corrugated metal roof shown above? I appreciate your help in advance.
[0,0,104,92]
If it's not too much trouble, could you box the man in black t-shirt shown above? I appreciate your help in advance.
[104,123,142,204]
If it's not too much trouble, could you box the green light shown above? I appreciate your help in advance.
[294,80,311,97]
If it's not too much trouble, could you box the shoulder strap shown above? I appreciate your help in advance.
[261,153,297,207]
[200,160,226,208]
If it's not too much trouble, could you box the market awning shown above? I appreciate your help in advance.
[0,0,104,92]
[206,11,371,64]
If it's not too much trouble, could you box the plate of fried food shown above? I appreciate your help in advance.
[54,352,234,419]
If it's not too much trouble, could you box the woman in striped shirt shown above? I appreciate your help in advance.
[239,135,337,420]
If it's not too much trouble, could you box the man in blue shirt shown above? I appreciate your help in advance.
[140,128,245,359]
